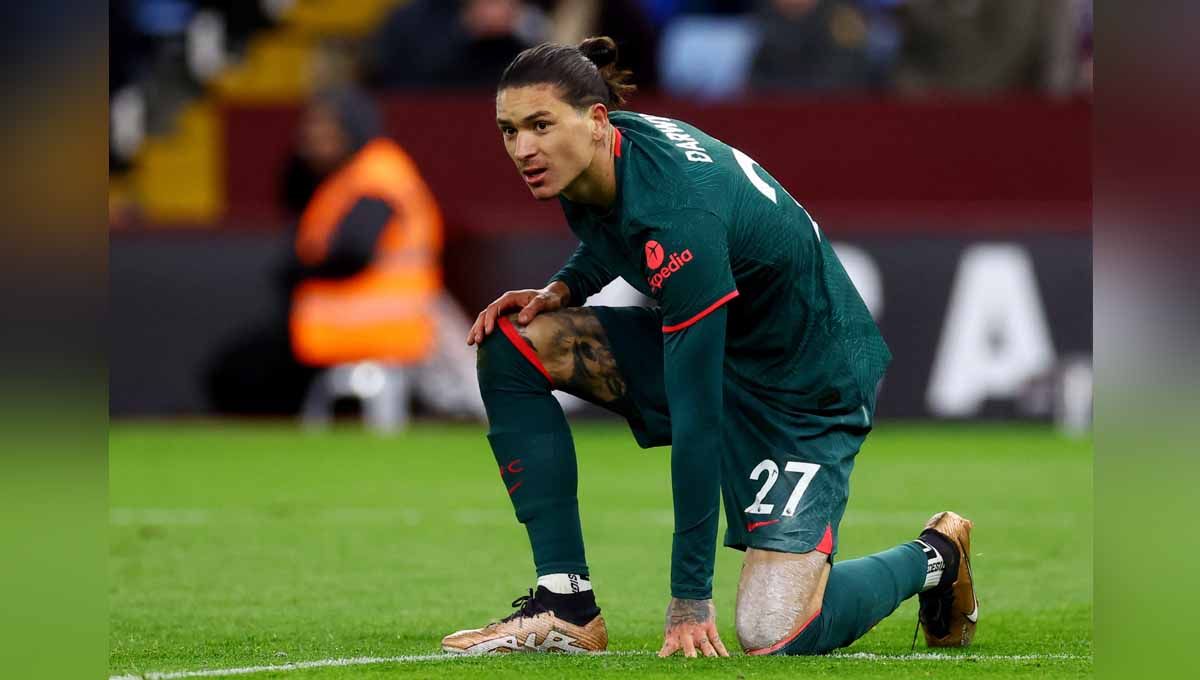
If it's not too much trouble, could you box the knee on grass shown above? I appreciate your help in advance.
[735,549,829,655]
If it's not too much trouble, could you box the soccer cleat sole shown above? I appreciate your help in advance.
[440,612,608,655]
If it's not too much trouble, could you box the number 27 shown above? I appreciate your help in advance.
[744,460,820,517]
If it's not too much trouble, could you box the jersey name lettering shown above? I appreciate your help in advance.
[638,114,713,163]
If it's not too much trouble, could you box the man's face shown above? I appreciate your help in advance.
[462,0,520,38]
[496,85,598,201]
[298,103,350,176]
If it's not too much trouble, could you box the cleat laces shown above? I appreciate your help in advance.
[501,588,549,623]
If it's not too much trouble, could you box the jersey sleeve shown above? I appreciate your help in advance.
[662,305,727,599]
[641,210,737,599]
[548,241,616,307]
[635,209,738,330]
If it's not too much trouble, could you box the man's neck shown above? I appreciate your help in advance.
[561,128,618,209]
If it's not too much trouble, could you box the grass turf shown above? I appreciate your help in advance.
[110,420,1092,678]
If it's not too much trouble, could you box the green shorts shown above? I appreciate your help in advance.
[590,305,875,558]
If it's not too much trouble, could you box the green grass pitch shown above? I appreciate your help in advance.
[110,420,1092,678]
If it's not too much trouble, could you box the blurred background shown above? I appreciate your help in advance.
[108,0,1092,433]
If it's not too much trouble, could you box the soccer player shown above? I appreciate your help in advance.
[441,37,978,658]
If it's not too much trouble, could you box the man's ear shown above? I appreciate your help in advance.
[589,103,610,141]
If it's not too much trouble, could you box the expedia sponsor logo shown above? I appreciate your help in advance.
[647,249,694,291]
[644,240,665,269]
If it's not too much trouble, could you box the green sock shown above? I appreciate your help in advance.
[776,542,927,655]
[477,324,588,577]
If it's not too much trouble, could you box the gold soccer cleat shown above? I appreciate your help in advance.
[918,511,979,647]
[441,588,608,655]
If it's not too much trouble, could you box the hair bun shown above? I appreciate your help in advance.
[579,36,618,69]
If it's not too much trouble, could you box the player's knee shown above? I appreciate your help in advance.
[735,549,828,654]
[735,611,786,653]
[735,599,810,653]
[513,313,566,367]
[475,314,559,392]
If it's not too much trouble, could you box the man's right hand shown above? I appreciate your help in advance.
[467,281,570,345]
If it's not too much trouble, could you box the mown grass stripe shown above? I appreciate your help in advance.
[111,651,1090,679]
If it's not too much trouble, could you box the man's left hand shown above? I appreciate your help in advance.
[657,597,730,658]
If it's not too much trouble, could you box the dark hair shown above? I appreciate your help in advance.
[498,36,636,110]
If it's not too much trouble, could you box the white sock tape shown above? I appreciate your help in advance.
[915,540,946,592]
[537,573,593,594]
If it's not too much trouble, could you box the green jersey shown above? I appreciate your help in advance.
[554,110,889,422]
[550,110,890,599]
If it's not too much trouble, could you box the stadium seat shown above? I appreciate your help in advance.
[301,361,412,433]
[658,15,762,101]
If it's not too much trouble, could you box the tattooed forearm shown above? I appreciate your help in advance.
[665,598,714,628]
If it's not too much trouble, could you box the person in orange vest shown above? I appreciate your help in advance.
[285,87,444,368]
[208,87,480,417]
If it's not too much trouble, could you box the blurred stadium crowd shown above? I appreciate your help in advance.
[111,0,1092,176]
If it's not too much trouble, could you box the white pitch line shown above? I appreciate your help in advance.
[108,651,649,680]
[832,652,1090,661]
[110,650,1090,679]
[108,653,469,680]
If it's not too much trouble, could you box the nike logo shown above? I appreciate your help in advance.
[507,481,523,496]
[746,519,780,532]
[964,554,978,622]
